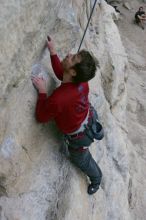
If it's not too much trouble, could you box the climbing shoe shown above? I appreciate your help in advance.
[87,183,99,195]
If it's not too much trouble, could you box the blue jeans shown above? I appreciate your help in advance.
[69,148,102,185]
[64,106,103,185]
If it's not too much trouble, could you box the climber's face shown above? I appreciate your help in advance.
[62,53,81,71]
[139,7,143,11]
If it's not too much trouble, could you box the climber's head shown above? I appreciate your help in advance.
[139,6,144,11]
[62,50,97,83]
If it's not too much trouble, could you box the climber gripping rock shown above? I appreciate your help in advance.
[32,37,103,195]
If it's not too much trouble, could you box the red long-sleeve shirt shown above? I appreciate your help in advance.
[35,54,89,134]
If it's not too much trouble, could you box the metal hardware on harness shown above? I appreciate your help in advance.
[82,146,88,150]
[77,0,98,52]
[84,124,94,142]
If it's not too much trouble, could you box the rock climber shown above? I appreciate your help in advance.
[135,6,146,30]
[32,37,103,195]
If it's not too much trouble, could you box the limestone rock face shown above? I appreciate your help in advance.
[0,0,145,220]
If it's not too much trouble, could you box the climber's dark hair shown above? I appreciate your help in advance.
[72,50,97,83]
[139,6,143,10]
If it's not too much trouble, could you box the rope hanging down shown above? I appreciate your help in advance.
[78,0,98,52]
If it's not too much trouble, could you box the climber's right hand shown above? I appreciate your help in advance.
[47,36,56,55]
[31,76,47,94]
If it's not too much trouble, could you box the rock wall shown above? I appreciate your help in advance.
[0,0,144,220]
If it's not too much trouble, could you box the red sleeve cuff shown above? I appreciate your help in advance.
[50,54,57,57]
[38,93,47,99]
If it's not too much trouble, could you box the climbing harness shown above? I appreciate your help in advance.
[64,105,104,150]
[78,0,98,52]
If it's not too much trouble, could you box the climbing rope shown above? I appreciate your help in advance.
[78,0,98,52]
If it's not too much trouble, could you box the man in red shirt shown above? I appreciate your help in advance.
[32,38,102,195]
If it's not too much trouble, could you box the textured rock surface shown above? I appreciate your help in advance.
[0,0,145,220]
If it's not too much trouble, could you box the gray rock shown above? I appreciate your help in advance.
[0,0,146,220]
[123,2,131,10]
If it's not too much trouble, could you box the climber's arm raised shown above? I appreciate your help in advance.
[47,37,63,81]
